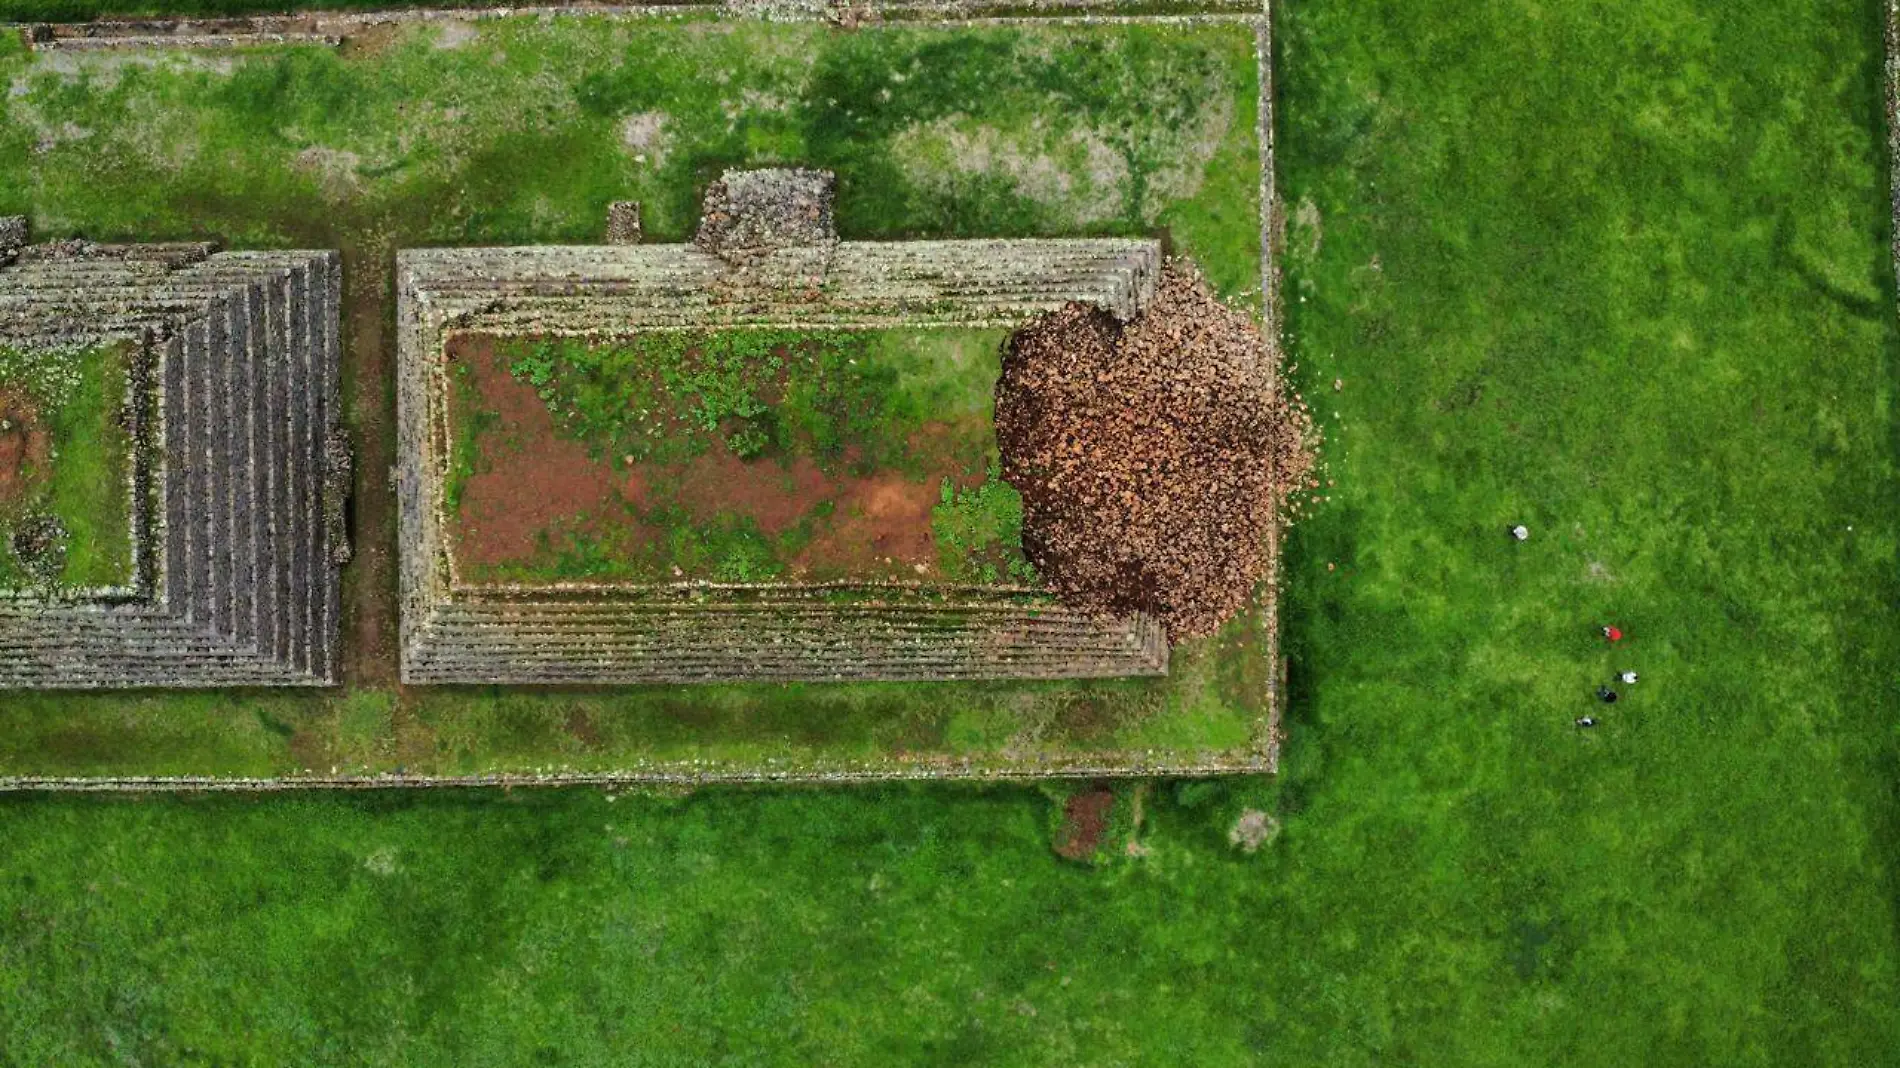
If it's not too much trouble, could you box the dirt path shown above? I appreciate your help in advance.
[0,387,49,511]
[339,237,399,685]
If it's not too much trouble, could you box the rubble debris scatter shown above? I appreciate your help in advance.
[604,201,643,246]
[0,216,27,256]
[696,168,838,258]
[996,261,1319,639]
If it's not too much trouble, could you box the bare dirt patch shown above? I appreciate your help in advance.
[1229,808,1280,853]
[432,20,481,51]
[338,20,411,60]
[1292,195,1323,258]
[340,238,400,685]
[445,335,975,582]
[618,111,671,166]
[1054,785,1115,861]
[0,388,50,510]
[449,336,618,567]
[294,146,364,201]
[788,473,941,577]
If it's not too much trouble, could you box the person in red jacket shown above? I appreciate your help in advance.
[1601,625,1623,642]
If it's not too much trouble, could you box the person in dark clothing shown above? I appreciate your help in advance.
[1596,686,1619,703]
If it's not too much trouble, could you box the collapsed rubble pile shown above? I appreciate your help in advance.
[996,262,1318,639]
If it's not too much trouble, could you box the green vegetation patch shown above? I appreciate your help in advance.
[0,18,1260,293]
[1262,0,1900,1059]
[0,342,136,590]
[0,781,1292,1065]
[447,327,1037,585]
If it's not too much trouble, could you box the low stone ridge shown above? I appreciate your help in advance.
[24,19,341,51]
[0,231,347,689]
[397,178,1167,685]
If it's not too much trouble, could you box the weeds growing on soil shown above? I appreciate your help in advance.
[0,342,134,589]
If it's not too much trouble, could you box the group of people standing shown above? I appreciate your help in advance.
[1577,627,1638,729]
[1508,524,1642,731]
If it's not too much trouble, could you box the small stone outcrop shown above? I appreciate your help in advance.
[604,201,643,245]
[695,167,839,294]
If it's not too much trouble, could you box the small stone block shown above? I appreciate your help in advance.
[605,201,643,245]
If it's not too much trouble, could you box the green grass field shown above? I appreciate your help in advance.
[0,341,135,589]
[2,0,1899,1062]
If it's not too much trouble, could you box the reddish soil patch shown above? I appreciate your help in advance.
[668,444,835,537]
[446,334,986,582]
[1054,786,1116,861]
[450,337,619,567]
[788,473,941,576]
[0,387,50,510]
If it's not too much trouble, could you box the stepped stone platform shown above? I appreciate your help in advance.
[0,223,346,688]
[397,169,1167,685]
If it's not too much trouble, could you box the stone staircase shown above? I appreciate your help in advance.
[403,590,1168,684]
[0,231,345,689]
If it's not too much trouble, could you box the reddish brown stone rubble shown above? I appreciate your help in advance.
[996,262,1318,639]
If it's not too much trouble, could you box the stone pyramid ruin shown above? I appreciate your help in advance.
[0,220,347,688]
[397,168,1170,685]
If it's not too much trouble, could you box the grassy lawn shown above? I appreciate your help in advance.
[0,0,1252,22]
[0,15,1269,775]
[450,327,1033,586]
[0,19,1261,291]
[0,341,135,589]
[1266,0,1900,1059]
[2,0,1899,1063]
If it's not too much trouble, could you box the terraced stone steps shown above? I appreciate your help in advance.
[0,238,343,690]
[405,600,1168,684]
[397,225,1170,685]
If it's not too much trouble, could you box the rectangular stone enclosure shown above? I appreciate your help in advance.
[0,228,346,688]
[398,225,1171,686]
